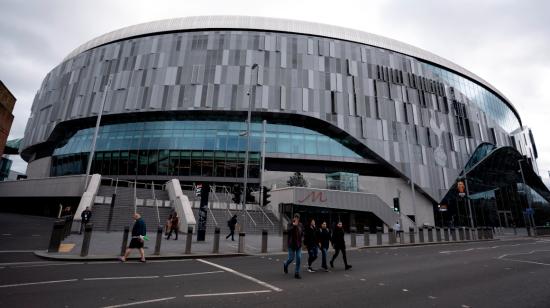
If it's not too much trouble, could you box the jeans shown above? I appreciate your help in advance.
[307,246,318,267]
[320,247,328,268]
[331,246,349,266]
[284,247,302,274]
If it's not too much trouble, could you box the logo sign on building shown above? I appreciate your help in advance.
[438,204,448,212]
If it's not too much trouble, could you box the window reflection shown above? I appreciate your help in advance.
[51,120,362,178]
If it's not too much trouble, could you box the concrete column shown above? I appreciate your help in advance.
[282,229,288,252]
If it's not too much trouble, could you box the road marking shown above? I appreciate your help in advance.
[0,279,78,288]
[0,261,55,266]
[84,276,159,281]
[197,259,282,292]
[428,296,437,299]
[0,250,35,253]
[12,262,85,268]
[2,234,12,236]
[360,278,366,281]
[31,234,40,237]
[461,305,471,308]
[184,290,271,297]
[402,289,409,292]
[497,249,550,266]
[378,282,385,286]
[439,241,546,254]
[163,270,224,278]
[101,297,176,308]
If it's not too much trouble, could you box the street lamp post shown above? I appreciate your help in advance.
[84,75,112,189]
[242,64,259,231]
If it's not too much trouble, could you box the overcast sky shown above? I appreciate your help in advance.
[1,0,549,184]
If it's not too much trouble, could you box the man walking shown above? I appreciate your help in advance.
[167,213,179,240]
[304,218,319,272]
[120,213,147,263]
[393,221,401,242]
[226,214,238,241]
[80,206,92,234]
[318,221,331,272]
[330,221,352,270]
[284,213,303,279]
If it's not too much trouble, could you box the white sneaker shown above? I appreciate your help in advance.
[307,267,316,273]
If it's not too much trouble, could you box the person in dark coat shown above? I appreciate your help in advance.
[167,213,179,240]
[330,221,352,270]
[80,206,92,234]
[120,213,147,263]
[283,213,303,279]
[226,215,238,241]
[304,218,319,272]
[317,221,331,271]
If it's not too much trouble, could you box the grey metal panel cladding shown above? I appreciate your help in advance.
[23,29,529,202]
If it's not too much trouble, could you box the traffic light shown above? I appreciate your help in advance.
[393,197,400,213]
[232,185,242,204]
[262,186,271,206]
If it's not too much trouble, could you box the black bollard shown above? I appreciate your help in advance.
[477,227,483,240]
[106,193,116,233]
[451,228,457,241]
[376,227,382,245]
[428,227,434,242]
[154,225,163,255]
[409,227,415,244]
[238,232,246,253]
[364,230,370,246]
[261,229,268,253]
[350,227,357,247]
[213,227,220,253]
[185,226,193,254]
[418,227,425,243]
[436,227,442,242]
[120,226,129,256]
[48,219,66,253]
[80,223,93,257]
[465,227,471,240]
[388,228,395,244]
[459,227,465,241]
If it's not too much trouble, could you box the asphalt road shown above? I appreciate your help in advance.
[0,213,55,263]
[1,213,550,307]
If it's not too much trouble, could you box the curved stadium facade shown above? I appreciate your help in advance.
[20,16,550,227]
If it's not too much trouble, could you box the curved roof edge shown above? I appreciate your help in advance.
[62,15,519,120]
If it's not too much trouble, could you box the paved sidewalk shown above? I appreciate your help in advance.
[35,226,517,261]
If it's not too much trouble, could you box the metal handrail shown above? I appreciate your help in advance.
[255,203,274,227]
[151,181,160,225]
[244,208,257,227]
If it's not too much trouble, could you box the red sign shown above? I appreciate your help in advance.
[297,191,327,203]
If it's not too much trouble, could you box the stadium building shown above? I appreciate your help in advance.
[4,16,549,231]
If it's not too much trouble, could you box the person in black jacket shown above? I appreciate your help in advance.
[120,213,147,263]
[304,218,319,272]
[226,215,238,241]
[317,221,331,271]
[80,206,92,234]
[283,213,303,279]
[330,221,352,270]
